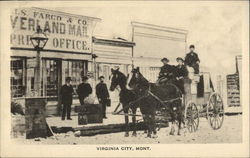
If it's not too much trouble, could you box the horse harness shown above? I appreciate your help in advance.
[114,84,182,115]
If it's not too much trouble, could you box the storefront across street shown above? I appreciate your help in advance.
[11,7,100,115]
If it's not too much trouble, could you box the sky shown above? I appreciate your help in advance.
[45,1,246,76]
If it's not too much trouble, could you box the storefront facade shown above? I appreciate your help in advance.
[93,36,135,102]
[10,7,100,115]
[133,57,162,82]
[131,22,188,82]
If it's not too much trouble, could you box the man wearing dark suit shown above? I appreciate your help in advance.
[77,76,92,105]
[61,77,74,120]
[96,76,110,119]
[174,57,188,94]
[185,45,200,74]
[157,57,176,84]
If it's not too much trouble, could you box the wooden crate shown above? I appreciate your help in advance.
[78,113,88,125]
[87,114,103,124]
[77,104,103,125]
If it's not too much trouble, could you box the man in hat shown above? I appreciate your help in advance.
[175,57,188,94]
[96,76,110,119]
[77,76,92,106]
[157,58,176,84]
[184,45,200,74]
[61,77,74,120]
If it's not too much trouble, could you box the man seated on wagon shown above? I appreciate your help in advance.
[184,45,200,74]
[157,57,176,85]
[174,57,188,95]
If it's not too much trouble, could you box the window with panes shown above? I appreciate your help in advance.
[64,60,88,96]
[42,59,60,97]
[11,58,26,97]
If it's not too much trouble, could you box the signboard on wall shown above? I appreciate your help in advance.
[11,8,100,53]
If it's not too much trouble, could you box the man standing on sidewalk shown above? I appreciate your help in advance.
[96,76,110,119]
[77,76,92,105]
[61,77,74,120]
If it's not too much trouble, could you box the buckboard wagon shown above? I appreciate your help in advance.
[112,71,224,133]
[183,72,224,132]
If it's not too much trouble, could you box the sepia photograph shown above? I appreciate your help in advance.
[0,1,249,157]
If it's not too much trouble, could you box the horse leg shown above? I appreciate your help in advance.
[178,101,184,135]
[123,105,129,137]
[169,116,175,135]
[151,114,157,138]
[143,115,151,138]
[177,113,182,135]
[169,122,174,135]
[132,108,137,137]
[147,115,153,138]
[142,116,147,133]
[169,110,175,135]
[153,117,157,135]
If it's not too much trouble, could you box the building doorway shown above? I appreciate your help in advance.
[42,59,62,100]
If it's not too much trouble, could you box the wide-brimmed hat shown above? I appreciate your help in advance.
[189,45,195,48]
[99,76,105,79]
[66,77,71,82]
[82,76,89,81]
[176,57,184,62]
[161,58,169,62]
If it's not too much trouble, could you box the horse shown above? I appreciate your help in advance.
[109,68,138,137]
[126,67,185,135]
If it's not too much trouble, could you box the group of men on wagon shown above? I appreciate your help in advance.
[157,44,200,94]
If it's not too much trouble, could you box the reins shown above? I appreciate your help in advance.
[112,71,183,115]
[148,90,182,105]
[113,93,149,115]
[113,84,182,115]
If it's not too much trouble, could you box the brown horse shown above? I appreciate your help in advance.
[126,67,184,136]
[109,68,138,137]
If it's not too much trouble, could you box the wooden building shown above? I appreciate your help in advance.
[93,36,135,102]
[10,7,100,115]
[131,22,188,82]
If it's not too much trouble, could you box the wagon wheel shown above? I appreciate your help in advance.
[207,92,224,130]
[185,101,199,133]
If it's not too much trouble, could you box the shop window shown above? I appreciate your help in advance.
[64,60,87,96]
[42,59,60,97]
[11,58,26,97]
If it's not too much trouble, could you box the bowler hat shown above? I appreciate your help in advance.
[99,76,105,79]
[82,76,89,81]
[66,77,71,82]
[176,57,184,62]
[161,58,169,62]
[189,45,195,48]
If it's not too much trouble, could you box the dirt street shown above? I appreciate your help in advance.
[14,115,242,144]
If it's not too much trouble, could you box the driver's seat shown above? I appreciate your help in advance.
[186,66,200,83]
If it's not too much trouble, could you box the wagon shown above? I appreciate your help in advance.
[183,71,224,133]
[111,68,224,134]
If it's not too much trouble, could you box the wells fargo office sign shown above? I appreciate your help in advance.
[10,8,100,53]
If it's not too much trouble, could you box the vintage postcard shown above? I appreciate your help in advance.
[0,1,249,157]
